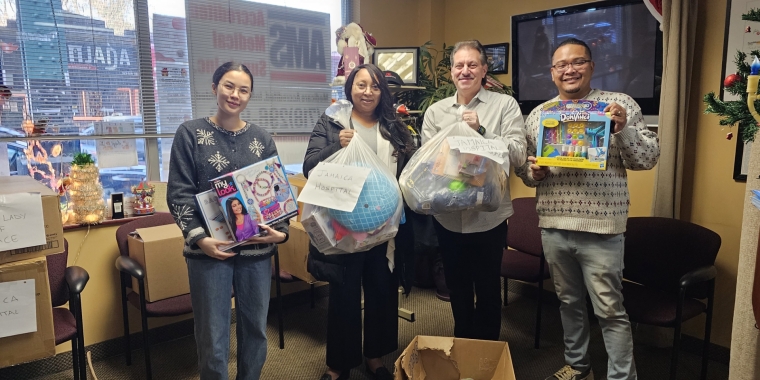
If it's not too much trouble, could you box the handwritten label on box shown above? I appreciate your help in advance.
[447,137,508,164]
[297,162,370,212]
[0,193,46,251]
[0,279,37,338]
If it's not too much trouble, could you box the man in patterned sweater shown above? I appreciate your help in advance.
[515,38,659,380]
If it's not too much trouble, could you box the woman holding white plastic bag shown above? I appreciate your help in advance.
[303,64,415,380]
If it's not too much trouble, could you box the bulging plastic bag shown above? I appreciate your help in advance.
[301,132,404,255]
[399,120,508,215]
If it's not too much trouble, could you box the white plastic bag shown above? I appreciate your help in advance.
[301,133,403,255]
[399,120,507,215]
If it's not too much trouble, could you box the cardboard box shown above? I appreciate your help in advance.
[277,220,316,283]
[287,173,307,222]
[394,336,516,380]
[0,176,64,265]
[535,100,612,170]
[128,224,190,302]
[0,257,55,368]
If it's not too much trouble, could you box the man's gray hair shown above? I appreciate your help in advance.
[451,40,488,66]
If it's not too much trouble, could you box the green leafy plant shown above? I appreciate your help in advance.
[72,152,95,166]
[396,42,513,121]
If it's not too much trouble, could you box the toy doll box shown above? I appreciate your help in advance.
[536,100,611,170]
[209,156,299,242]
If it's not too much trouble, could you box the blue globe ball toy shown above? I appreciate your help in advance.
[328,168,399,232]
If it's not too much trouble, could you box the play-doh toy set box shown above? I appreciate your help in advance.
[536,100,611,170]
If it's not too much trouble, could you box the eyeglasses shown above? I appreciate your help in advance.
[354,82,381,93]
[551,59,592,72]
[220,82,251,97]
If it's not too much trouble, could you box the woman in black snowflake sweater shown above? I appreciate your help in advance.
[167,62,289,380]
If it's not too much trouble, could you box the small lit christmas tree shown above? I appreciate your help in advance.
[704,9,760,142]
[68,153,105,224]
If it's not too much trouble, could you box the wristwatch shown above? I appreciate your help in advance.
[477,125,486,136]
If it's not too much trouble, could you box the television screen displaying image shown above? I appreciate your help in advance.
[511,0,662,115]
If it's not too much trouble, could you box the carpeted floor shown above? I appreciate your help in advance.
[28,283,728,380]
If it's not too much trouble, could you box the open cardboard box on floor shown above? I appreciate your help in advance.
[128,223,189,302]
[0,176,64,265]
[0,257,55,368]
[394,336,516,380]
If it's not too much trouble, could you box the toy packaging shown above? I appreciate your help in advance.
[299,118,403,255]
[536,100,611,170]
[208,156,298,243]
[195,190,242,251]
[399,121,507,216]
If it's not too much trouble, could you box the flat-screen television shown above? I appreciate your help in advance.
[511,0,662,115]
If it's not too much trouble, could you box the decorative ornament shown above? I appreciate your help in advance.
[727,131,734,140]
[724,73,742,88]
[69,153,105,225]
[131,182,156,215]
[747,26,753,33]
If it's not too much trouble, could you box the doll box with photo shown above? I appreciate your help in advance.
[209,156,298,242]
[536,100,611,170]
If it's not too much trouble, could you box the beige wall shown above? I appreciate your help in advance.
[361,0,740,348]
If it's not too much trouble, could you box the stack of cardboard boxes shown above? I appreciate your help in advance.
[0,176,65,368]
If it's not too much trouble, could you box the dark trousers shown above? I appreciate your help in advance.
[435,220,507,341]
[326,243,399,370]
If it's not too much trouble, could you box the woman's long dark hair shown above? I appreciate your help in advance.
[225,197,248,222]
[344,64,414,157]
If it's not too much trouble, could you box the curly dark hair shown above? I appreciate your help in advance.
[343,63,414,157]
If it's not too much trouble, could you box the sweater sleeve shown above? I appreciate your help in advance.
[480,95,527,171]
[303,114,342,178]
[613,96,660,171]
[514,107,544,188]
[167,124,209,247]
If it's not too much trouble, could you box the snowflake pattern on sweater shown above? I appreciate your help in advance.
[514,90,660,234]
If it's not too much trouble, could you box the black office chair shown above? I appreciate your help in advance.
[623,217,721,380]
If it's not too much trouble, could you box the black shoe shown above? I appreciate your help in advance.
[366,365,393,380]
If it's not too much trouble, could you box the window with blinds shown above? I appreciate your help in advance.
[1,0,344,197]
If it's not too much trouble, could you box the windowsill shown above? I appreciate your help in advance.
[63,215,156,230]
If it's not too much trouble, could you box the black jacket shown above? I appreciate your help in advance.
[303,112,416,294]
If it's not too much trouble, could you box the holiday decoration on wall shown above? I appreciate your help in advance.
[704,9,760,143]
[131,182,156,215]
[68,153,105,224]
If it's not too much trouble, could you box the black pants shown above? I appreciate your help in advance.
[326,243,399,370]
[435,220,507,341]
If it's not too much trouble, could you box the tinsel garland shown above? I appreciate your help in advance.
[70,163,105,224]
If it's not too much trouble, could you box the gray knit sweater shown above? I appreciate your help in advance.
[514,89,660,235]
[167,117,289,259]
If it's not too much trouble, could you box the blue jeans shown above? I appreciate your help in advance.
[187,255,272,380]
[541,228,636,380]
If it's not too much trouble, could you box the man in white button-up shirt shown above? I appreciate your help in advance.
[422,40,527,341]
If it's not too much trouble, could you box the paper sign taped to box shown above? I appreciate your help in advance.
[297,162,371,212]
[0,279,37,338]
[0,193,46,252]
[446,136,508,164]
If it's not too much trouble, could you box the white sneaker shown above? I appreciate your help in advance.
[544,365,594,380]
